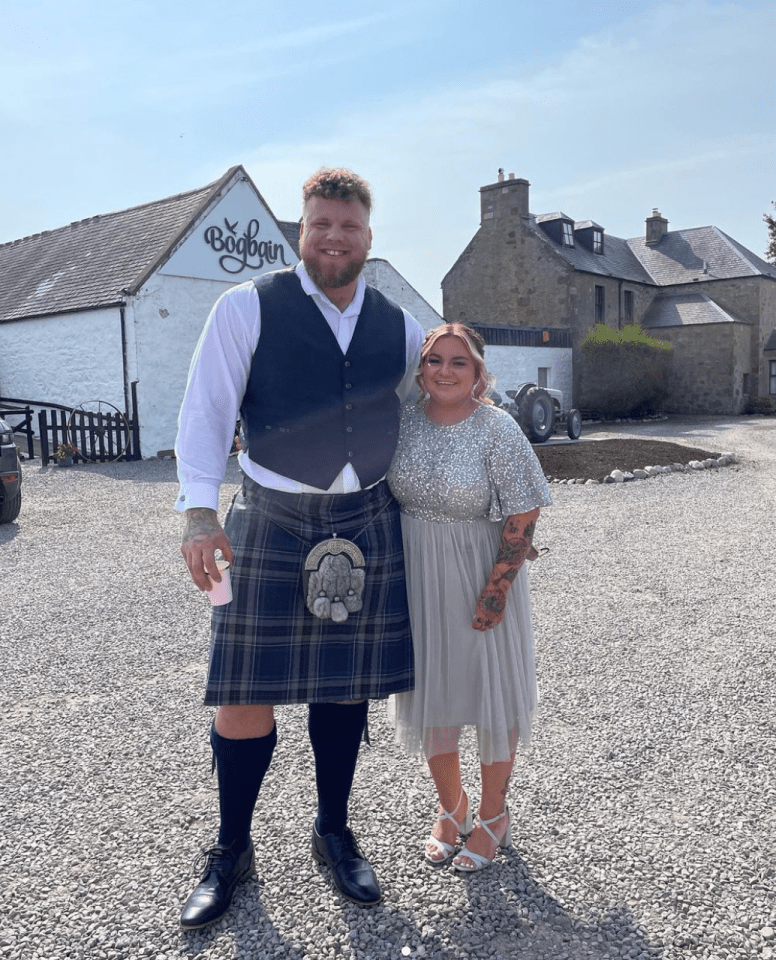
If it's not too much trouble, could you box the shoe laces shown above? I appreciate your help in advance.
[191,844,237,878]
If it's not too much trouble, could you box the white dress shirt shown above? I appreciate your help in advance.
[175,263,423,511]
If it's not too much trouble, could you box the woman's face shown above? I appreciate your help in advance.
[421,335,479,408]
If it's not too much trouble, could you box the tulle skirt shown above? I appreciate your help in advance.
[393,513,538,765]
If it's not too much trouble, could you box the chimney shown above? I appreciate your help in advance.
[480,171,530,226]
[646,208,668,245]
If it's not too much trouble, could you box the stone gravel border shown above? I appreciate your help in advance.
[550,452,737,486]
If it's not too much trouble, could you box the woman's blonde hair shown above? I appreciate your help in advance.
[419,323,495,404]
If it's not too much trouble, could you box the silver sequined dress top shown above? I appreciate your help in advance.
[387,401,552,763]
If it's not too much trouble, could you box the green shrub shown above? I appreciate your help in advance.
[746,395,776,415]
[579,324,673,418]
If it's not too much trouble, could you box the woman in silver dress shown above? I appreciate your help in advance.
[387,323,551,872]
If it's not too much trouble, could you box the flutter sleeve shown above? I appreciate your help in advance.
[486,407,553,521]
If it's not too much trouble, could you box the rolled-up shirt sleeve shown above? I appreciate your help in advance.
[174,282,260,511]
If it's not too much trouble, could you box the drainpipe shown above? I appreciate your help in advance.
[120,304,131,416]
[617,280,623,329]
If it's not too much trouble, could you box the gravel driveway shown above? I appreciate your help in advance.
[2,416,774,960]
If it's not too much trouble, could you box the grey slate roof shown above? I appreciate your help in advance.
[535,212,574,223]
[278,221,301,257]
[574,220,604,230]
[627,226,776,285]
[528,217,655,284]
[641,293,749,328]
[530,216,776,289]
[0,168,240,322]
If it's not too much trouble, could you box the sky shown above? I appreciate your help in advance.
[2,0,774,312]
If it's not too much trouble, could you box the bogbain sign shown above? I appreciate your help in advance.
[204,218,291,275]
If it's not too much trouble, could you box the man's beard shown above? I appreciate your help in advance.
[303,254,366,291]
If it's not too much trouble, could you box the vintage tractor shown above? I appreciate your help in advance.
[502,385,582,444]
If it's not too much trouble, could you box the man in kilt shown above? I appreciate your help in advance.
[175,168,423,927]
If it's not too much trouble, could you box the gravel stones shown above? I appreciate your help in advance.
[2,415,775,960]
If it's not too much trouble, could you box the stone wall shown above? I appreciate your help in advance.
[655,322,750,414]
[757,280,776,395]
[442,178,574,332]
[441,174,776,414]
[572,275,659,345]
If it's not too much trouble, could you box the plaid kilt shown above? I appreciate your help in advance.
[205,477,414,705]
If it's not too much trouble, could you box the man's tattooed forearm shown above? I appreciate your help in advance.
[182,508,219,543]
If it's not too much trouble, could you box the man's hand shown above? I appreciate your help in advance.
[181,508,233,591]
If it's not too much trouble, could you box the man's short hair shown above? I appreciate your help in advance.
[302,168,373,215]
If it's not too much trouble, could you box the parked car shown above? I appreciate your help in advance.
[0,417,22,523]
[502,385,582,443]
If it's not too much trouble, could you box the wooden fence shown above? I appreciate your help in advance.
[0,384,141,465]
[0,404,36,459]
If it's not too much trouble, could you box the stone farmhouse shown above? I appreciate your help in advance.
[442,172,776,414]
[0,166,441,458]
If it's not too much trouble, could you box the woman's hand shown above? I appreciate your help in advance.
[472,508,540,631]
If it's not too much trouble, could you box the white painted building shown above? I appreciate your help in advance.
[462,325,574,405]
[485,344,573,403]
[0,166,442,457]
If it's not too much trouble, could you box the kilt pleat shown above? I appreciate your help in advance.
[204,478,414,705]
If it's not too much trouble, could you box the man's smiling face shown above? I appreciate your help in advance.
[299,194,372,296]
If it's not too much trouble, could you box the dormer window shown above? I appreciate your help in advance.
[571,220,605,253]
[536,212,577,247]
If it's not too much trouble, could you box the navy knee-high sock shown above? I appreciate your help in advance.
[210,723,277,851]
[308,701,368,836]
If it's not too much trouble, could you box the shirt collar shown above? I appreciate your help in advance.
[295,262,366,319]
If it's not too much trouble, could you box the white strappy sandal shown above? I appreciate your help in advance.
[452,806,512,872]
[424,791,474,866]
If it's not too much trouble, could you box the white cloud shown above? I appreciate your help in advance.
[240,0,775,309]
[2,0,772,308]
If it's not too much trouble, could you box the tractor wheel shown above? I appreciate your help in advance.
[518,387,555,443]
[566,409,582,440]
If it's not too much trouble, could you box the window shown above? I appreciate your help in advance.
[562,221,574,246]
[770,360,776,395]
[624,290,634,323]
[593,229,603,254]
[538,367,550,388]
[595,285,605,322]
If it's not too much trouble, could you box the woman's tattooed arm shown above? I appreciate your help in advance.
[472,508,540,632]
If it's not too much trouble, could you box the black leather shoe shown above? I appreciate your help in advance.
[180,840,255,929]
[311,825,382,905]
